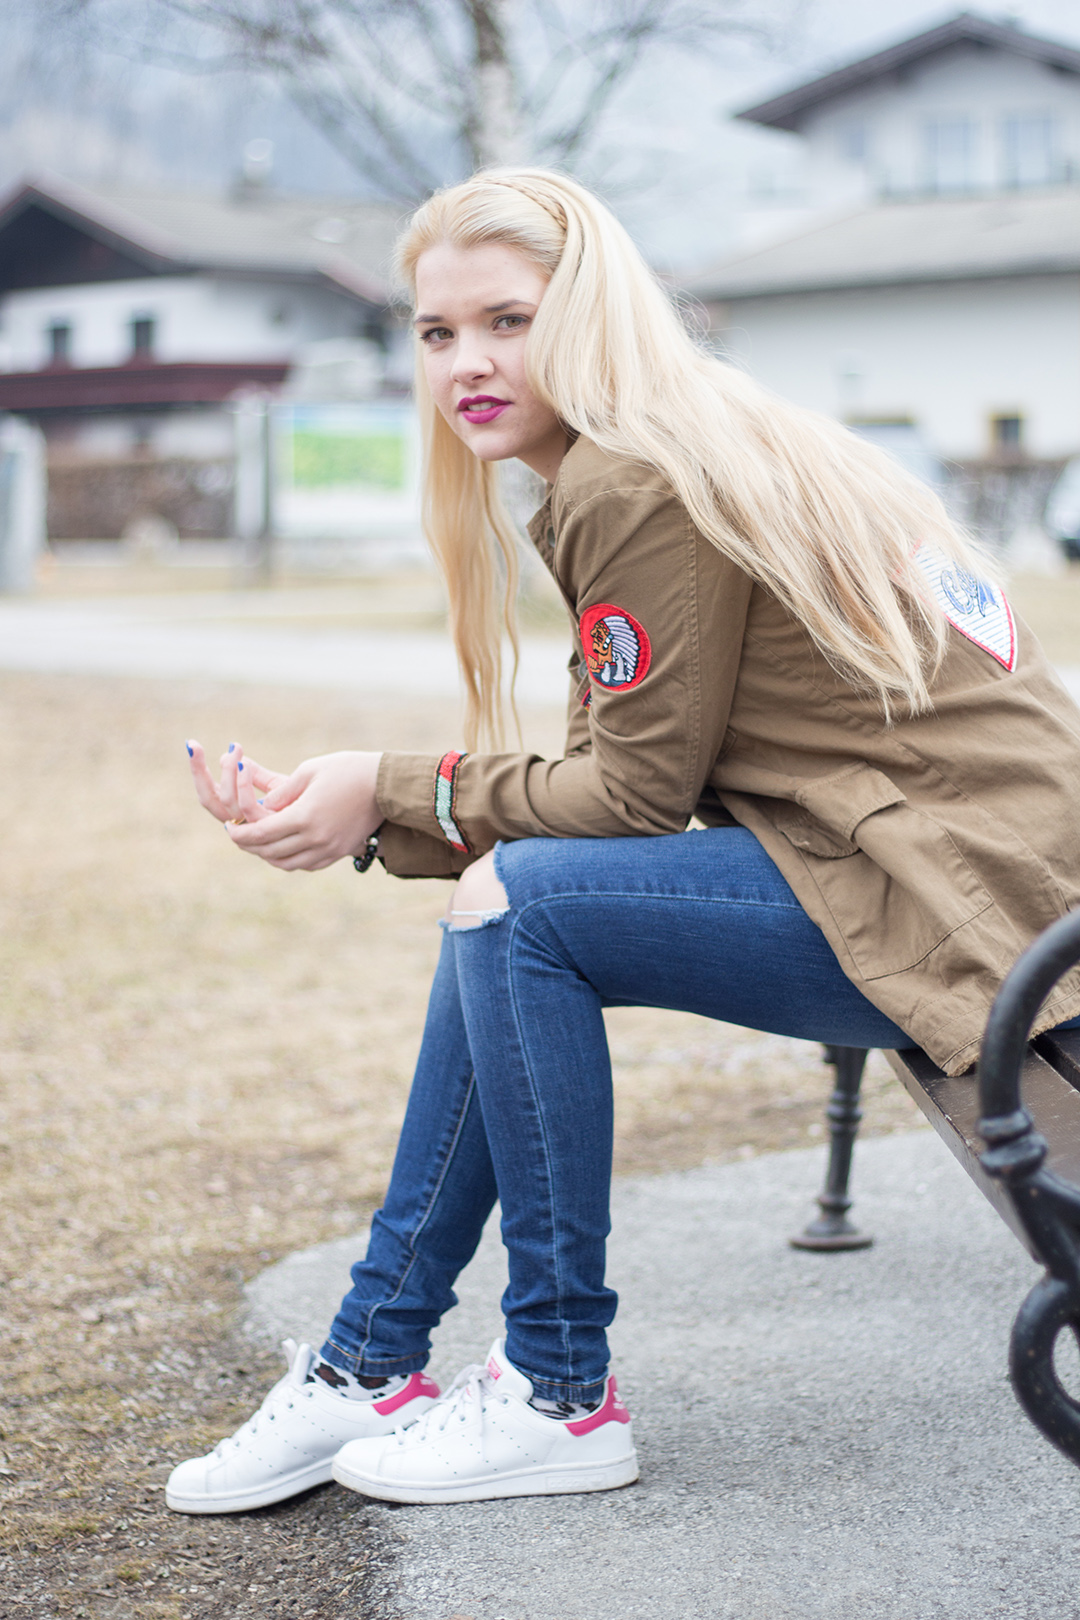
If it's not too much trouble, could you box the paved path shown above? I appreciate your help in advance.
[2,591,1080,718]
[245,1130,1080,1620]
[0,591,570,705]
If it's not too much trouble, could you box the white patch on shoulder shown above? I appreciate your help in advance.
[914,544,1017,672]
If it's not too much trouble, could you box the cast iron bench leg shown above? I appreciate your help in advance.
[790,1045,874,1251]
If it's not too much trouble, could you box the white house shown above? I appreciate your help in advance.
[740,11,1080,213]
[689,12,1080,535]
[0,172,403,538]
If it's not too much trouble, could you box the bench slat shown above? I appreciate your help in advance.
[1038,1028,1080,1092]
[884,1045,1080,1259]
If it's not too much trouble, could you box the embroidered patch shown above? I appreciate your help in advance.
[914,545,1017,671]
[579,603,651,693]
[433,750,469,852]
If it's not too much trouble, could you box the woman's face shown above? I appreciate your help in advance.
[414,241,569,483]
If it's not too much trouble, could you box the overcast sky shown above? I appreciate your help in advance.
[4,2,1080,275]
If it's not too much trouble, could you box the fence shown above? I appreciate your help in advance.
[0,414,46,592]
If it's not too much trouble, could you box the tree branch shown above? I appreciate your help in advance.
[30,0,800,201]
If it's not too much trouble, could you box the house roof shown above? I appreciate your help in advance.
[686,187,1080,302]
[0,173,404,304]
[736,11,1080,132]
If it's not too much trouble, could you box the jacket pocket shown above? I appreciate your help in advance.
[772,763,906,858]
[774,765,993,980]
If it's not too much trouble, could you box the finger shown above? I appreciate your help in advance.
[248,837,340,872]
[235,759,273,822]
[261,767,308,812]
[218,742,243,818]
[187,740,230,821]
[242,757,284,793]
[226,822,322,864]
[225,802,343,869]
[268,850,338,872]
[226,804,337,863]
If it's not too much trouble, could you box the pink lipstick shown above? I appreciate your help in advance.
[458,395,510,423]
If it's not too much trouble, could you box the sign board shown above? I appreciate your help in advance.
[272,402,421,549]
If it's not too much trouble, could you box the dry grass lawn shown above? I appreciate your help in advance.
[1006,567,1080,664]
[8,555,1021,1614]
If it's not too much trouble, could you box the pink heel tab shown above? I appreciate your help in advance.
[565,1376,631,1436]
[373,1371,441,1416]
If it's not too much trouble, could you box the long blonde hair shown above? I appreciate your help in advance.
[397,168,986,747]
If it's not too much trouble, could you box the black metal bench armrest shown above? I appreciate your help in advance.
[884,1043,1080,1260]
[890,909,1080,1466]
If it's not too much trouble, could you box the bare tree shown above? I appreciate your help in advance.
[39,0,796,201]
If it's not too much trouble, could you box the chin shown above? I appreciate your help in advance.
[464,434,521,463]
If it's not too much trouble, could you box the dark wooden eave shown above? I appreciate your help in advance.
[0,361,290,413]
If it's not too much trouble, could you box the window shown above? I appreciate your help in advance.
[130,316,155,360]
[924,116,977,192]
[839,121,869,164]
[991,414,1023,455]
[47,321,72,366]
[1001,114,1056,188]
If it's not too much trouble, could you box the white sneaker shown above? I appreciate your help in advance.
[332,1338,638,1504]
[166,1340,440,1514]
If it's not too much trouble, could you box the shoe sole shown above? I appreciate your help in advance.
[165,1459,335,1515]
[331,1449,639,1505]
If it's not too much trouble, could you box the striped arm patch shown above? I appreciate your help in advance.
[433,750,469,852]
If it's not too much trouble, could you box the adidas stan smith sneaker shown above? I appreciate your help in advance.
[332,1337,638,1504]
[166,1339,440,1514]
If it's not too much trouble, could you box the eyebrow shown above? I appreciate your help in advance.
[413,300,536,325]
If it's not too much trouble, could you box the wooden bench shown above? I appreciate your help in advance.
[792,910,1080,1468]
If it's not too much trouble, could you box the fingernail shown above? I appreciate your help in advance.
[238,762,244,771]
[185,742,193,757]
[228,743,235,753]
[257,798,264,806]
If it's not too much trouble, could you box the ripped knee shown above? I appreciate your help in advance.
[445,849,509,931]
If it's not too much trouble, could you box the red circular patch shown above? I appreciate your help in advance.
[579,602,651,694]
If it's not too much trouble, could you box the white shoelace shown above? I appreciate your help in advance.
[215,1340,309,1456]
[390,1362,503,1448]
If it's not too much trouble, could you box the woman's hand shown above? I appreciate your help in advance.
[187,739,287,825]
[233,749,384,871]
[187,741,383,871]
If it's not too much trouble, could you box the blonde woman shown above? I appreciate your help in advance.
[169,169,1080,1513]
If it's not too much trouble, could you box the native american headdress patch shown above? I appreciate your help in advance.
[579,603,652,693]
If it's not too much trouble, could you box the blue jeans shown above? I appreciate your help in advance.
[320,826,927,1401]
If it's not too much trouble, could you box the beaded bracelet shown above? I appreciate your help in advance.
[352,829,382,874]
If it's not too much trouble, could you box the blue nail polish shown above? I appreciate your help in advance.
[186,743,193,757]
[238,761,244,771]
[228,743,235,753]
[257,798,264,806]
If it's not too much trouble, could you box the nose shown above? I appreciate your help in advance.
[450,330,495,386]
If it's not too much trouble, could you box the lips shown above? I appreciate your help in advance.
[458,395,510,424]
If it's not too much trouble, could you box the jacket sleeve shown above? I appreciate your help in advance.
[375,484,752,858]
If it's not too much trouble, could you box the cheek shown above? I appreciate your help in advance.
[500,341,529,389]
[518,397,561,445]
[423,351,457,421]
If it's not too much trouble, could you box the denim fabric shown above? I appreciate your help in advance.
[320,827,1044,1399]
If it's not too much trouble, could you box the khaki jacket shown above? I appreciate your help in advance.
[376,436,1080,1074]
